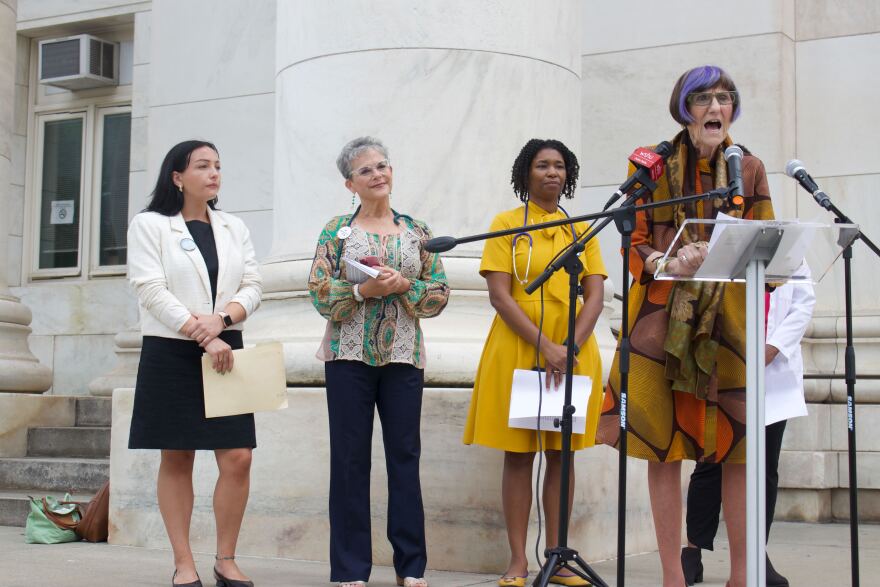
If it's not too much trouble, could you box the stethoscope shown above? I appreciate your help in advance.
[334,205,415,276]
[512,201,578,285]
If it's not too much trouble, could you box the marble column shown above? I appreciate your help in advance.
[0,0,51,393]
[87,327,142,397]
[247,0,617,384]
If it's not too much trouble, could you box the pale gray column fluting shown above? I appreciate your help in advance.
[255,0,584,384]
[0,0,52,393]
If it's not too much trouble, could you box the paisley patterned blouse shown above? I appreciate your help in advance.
[308,213,450,368]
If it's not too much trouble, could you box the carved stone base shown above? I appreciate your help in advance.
[0,295,52,393]
[88,327,143,397]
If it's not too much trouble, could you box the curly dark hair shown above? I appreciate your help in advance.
[510,139,580,203]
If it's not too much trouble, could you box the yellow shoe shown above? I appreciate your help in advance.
[548,572,590,586]
[497,575,528,587]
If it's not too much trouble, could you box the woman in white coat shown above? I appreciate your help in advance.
[127,140,262,587]
[681,264,815,587]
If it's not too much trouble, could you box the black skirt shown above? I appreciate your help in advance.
[128,330,257,450]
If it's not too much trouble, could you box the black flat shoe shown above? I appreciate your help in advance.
[214,567,254,587]
[680,547,703,585]
[172,570,203,587]
[766,556,789,587]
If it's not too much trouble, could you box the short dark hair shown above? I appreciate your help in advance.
[669,65,741,125]
[145,140,220,216]
[510,139,580,203]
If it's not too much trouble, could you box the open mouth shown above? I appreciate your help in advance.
[704,120,723,131]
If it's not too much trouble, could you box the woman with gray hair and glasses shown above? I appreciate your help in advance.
[308,137,450,587]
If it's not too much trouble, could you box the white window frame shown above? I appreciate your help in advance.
[89,105,132,277]
[30,110,91,279]
[28,103,132,280]
[24,27,133,283]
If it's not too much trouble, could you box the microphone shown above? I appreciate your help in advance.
[785,159,832,210]
[423,235,457,253]
[604,141,674,210]
[723,145,745,207]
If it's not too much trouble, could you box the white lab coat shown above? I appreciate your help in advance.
[764,264,816,425]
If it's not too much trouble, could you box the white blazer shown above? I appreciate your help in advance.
[127,208,262,340]
[765,264,816,425]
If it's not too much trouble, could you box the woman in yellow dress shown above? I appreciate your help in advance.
[463,139,607,587]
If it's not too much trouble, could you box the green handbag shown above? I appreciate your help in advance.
[24,494,82,544]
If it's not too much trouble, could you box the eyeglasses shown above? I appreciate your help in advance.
[687,91,738,107]
[351,160,390,178]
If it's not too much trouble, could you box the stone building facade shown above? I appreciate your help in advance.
[1,0,878,572]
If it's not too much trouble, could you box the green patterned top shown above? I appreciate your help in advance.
[308,213,450,368]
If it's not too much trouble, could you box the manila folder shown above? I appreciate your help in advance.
[202,342,288,418]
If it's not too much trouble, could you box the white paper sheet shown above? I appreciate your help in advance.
[343,257,381,284]
[508,369,590,434]
[764,223,814,279]
[693,212,761,279]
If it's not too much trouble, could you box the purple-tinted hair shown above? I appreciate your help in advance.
[669,65,741,125]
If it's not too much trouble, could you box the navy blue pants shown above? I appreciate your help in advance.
[325,360,427,582]
[686,419,787,549]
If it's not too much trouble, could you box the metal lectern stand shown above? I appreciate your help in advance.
[656,218,858,587]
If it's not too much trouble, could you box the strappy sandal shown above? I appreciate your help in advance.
[396,577,428,587]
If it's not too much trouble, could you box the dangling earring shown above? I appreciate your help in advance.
[178,184,183,193]
[351,192,358,209]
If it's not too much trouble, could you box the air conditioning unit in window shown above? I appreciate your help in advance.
[38,34,119,90]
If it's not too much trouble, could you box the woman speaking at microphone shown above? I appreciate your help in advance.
[463,139,607,587]
[595,65,774,587]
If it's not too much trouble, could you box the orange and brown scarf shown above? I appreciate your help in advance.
[662,130,743,399]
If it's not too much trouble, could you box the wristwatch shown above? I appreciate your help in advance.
[352,283,365,302]
[217,311,233,328]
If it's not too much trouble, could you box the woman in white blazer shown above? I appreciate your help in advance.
[127,140,262,587]
[682,264,816,587]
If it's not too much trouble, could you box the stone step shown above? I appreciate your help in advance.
[27,427,110,458]
[75,397,112,427]
[0,490,94,528]
[0,458,108,493]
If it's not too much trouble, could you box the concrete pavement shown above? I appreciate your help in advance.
[0,522,876,586]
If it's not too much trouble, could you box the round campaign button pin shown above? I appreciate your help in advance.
[180,238,197,251]
[336,226,352,240]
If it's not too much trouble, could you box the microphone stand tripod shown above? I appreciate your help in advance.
[801,193,880,587]
[425,186,737,587]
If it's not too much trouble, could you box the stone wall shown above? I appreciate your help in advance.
[4,0,880,575]
[578,0,880,522]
